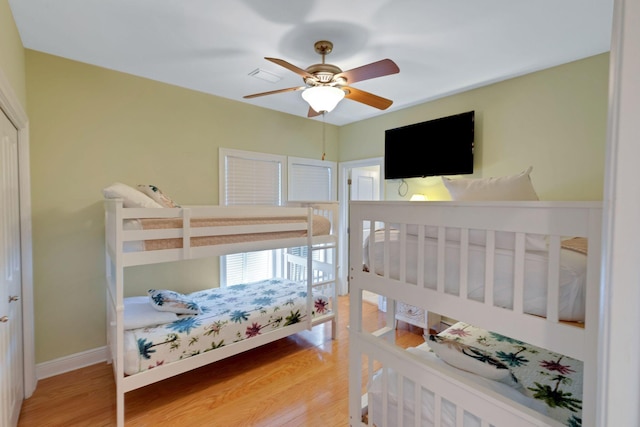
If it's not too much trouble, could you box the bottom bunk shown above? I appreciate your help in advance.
[361,322,582,427]
[122,277,334,376]
[109,274,337,426]
[107,247,338,426]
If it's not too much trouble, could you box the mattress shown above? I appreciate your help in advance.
[364,229,588,321]
[123,214,332,252]
[123,278,331,375]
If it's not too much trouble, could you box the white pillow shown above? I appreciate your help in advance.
[102,182,163,208]
[439,167,545,250]
[442,167,539,201]
[124,296,178,329]
[426,334,517,385]
[137,184,180,208]
[406,345,547,415]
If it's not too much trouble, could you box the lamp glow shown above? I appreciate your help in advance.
[302,86,345,113]
[410,194,427,201]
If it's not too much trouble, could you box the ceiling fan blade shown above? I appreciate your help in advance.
[335,59,399,84]
[307,107,322,118]
[343,86,393,110]
[265,57,315,80]
[243,86,305,99]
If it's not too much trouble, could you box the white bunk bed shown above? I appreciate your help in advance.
[348,200,602,427]
[104,198,339,426]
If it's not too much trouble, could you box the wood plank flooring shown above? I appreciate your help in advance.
[18,296,424,427]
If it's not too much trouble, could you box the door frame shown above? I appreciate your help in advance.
[338,157,384,295]
[0,69,36,397]
[598,0,640,424]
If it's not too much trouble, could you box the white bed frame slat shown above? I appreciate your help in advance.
[513,232,526,315]
[547,235,562,324]
[416,225,426,287]
[399,224,407,283]
[434,394,442,426]
[437,227,446,294]
[459,228,469,301]
[484,231,496,307]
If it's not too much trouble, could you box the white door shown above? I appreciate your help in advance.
[350,167,380,242]
[0,108,23,427]
[338,159,383,294]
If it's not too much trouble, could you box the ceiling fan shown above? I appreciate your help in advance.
[244,40,400,117]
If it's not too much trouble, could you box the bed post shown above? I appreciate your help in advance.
[306,207,314,331]
[115,200,126,427]
[348,201,365,426]
[581,206,603,426]
[104,198,126,427]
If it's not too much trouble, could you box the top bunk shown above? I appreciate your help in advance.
[104,198,338,267]
[349,200,602,361]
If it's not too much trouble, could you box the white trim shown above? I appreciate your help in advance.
[598,0,640,424]
[337,157,384,295]
[36,347,108,380]
[0,67,36,398]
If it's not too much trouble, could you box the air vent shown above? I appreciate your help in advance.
[248,68,282,83]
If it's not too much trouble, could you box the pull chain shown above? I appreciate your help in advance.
[322,112,326,161]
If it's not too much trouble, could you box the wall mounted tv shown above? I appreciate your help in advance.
[384,111,475,179]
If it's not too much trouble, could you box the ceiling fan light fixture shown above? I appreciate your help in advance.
[302,86,345,113]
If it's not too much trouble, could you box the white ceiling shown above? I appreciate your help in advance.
[9,0,613,126]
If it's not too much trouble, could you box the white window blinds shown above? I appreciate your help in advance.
[221,149,284,206]
[288,156,336,201]
[223,250,273,287]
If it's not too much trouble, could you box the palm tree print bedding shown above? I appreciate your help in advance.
[123,278,330,375]
[434,322,583,426]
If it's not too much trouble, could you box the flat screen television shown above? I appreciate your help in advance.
[384,111,474,179]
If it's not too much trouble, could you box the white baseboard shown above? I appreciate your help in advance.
[36,346,109,380]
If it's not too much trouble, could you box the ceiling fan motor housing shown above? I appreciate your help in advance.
[305,63,342,85]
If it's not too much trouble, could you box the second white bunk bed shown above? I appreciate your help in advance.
[348,200,602,427]
[104,198,339,426]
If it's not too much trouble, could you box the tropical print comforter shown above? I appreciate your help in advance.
[123,278,330,375]
[436,322,583,426]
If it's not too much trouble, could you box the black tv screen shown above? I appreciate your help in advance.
[384,111,474,179]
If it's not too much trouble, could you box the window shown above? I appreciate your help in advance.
[219,148,336,286]
[220,149,284,206]
[288,156,336,201]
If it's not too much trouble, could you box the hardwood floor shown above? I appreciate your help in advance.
[18,296,424,427]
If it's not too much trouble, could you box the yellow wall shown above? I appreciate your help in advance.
[0,0,26,106]
[340,54,609,202]
[25,50,339,362]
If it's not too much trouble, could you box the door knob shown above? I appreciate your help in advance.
[9,295,19,303]
[0,316,8,323]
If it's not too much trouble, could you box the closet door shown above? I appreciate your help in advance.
[0,108,23,427]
